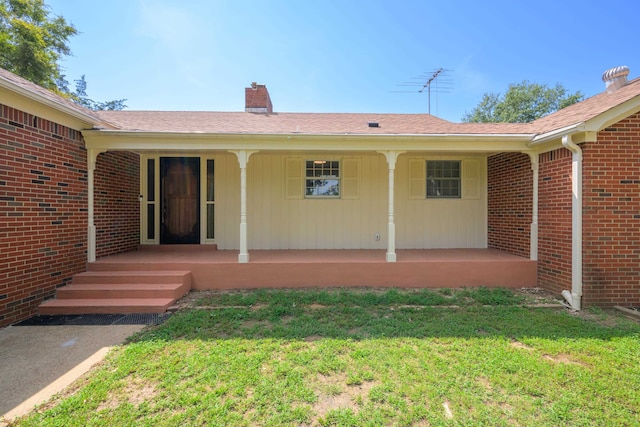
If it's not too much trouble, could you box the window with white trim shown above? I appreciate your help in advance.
[305,160,340,198]
[426,160,461,198]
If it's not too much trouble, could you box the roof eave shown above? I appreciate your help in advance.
[84,129,535,139]
[83,129,535,154]
[529,123,586,145]
[529,92,640,150]
[0,74,107,130]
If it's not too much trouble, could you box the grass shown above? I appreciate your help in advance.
[13,288,640,426]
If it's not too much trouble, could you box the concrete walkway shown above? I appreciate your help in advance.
[0,322,144,424]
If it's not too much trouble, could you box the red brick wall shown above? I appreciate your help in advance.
[537,148,573,296]
[487,152,532,258]
[0,104,88,327]
[94,151,139,258]
[582,112,640,306]
[0,104,140,327]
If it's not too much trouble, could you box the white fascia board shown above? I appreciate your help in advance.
[530,95,640,148]
[83,130,535,153]
[583,96,640,131]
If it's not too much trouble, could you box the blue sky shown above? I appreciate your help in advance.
[47,0,640,122]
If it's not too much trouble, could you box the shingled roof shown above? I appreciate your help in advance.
[94,75,640,137]
[95,110,533,135]
[532,76,640,134]
[2,66,640,138]
[0,67,102,124]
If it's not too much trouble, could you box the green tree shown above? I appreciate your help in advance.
[0,0,75,91]
[71,75,126,111]
[462,81,583,123]
[0,0,125,109]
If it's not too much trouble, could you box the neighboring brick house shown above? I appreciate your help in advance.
[1,66,639,327]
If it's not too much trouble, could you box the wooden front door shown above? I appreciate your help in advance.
[160,157,200,244]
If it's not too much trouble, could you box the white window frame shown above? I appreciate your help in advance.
[426,160,461,199]
[305,159,340,198]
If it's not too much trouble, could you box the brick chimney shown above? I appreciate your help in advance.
[245,82,273,113]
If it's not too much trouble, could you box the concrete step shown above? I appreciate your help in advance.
[38,298,175,315]
[72,270,191,286]
[56,282,190,300]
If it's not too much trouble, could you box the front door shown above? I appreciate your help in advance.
[160,157,200,244]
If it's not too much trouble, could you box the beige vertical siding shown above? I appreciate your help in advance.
[213,152,487,250]
[212,153,240,249]
[395,155,488,248]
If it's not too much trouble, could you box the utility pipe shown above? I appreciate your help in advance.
[561,135,583,310]
[527,153,539,261]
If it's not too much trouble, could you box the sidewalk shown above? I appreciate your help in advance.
[0,315,154,424]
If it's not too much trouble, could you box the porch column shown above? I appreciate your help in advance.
[87,149,102,263]
[230,150,258,263]
[527,152,539,261]
[378,150,405,262]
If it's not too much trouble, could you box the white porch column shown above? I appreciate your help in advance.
[378,150,405,262]
[527,152,539,261]
[87,149,101,263]
[230,150,258,263]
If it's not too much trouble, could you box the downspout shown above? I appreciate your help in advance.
[527,152,539,261]
[561,135,583,310]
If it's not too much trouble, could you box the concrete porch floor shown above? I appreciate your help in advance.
[90,247,537,290]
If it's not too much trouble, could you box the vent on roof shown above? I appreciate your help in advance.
[602,66,630,93]
[368,121,379,128]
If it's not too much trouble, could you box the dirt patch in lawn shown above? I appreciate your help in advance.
[97,376,159,411]
[542,353,588,367]
[510,339,534,351]
[313,373,377,421]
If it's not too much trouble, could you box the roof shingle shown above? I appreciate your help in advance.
[95,110,534,135]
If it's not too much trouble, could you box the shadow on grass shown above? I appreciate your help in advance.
[129,288,640,343]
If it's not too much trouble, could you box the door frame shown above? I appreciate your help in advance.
[140,154,217,245]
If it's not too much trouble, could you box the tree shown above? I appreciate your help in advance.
[0,0,75,91]
[71,75,127,111]
[0,0,125,109]
[462,81,583,123]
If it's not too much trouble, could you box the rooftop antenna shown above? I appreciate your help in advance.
[393,68,453,114]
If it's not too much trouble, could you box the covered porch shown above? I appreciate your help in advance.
[38,246,536,315]
[90,246,537,289]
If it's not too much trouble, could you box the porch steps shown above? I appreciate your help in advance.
[38,270,191,315]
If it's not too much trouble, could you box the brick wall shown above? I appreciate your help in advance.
[94,151,139,258]
[0,104,140,327]
[487,152,532,258]
[537,148,573,296]
[0,104,88,326]
[582,112,640,306]
[487,150,574,299]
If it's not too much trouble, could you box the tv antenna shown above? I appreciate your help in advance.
[393,68,453,114]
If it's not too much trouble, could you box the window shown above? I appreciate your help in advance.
[426,160,461,198]
[305,160,340,198]
[206,159,215,239]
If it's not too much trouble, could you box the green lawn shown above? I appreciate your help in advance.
[14,288,640,426]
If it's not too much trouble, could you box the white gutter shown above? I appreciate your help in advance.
[529,123,584,145]
[561,134,583,310]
